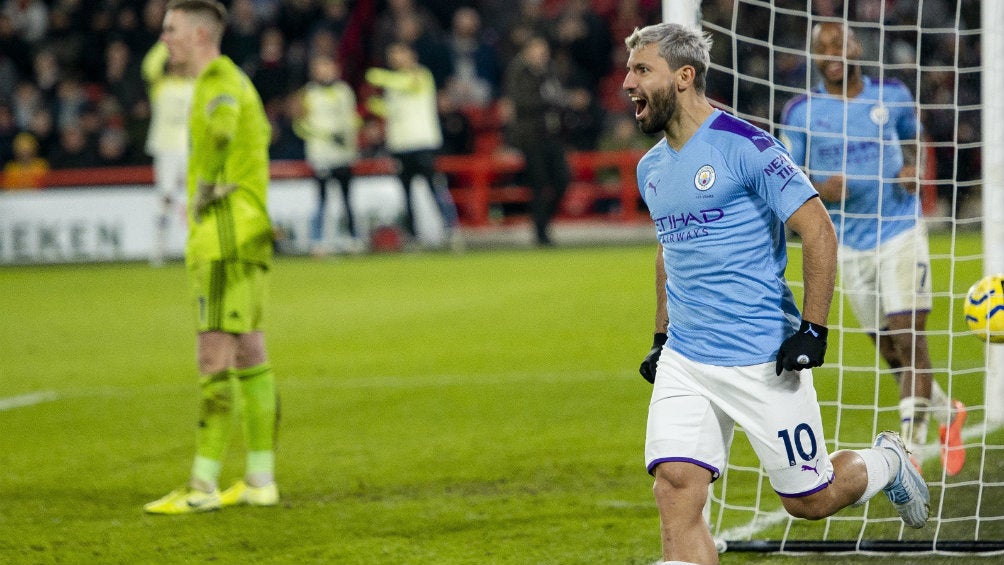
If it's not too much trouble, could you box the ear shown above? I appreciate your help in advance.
[676,65,697,91]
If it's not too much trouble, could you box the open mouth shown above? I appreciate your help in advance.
[631,95,648,120]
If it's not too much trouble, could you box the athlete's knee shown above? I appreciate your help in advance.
[652,463,710,506]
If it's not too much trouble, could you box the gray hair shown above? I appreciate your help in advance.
[625,23,713,93]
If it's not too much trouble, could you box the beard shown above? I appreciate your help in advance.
[637,85,677,135]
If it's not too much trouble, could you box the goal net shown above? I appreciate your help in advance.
[677,0,1004,554]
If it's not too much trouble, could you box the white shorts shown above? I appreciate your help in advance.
[839,223,932,332]
[645,348,835,498]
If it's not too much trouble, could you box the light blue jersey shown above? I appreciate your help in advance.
[638,110,819,366]
[779,76,920,250]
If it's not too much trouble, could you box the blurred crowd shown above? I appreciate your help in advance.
[0,0,984,208]
[0,0,663,188]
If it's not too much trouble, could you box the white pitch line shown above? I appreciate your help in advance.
[0,390,59,411]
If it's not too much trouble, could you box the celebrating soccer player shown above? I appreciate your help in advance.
[626,23,930,564]
[145,0,280,514]
[779,22,966,475]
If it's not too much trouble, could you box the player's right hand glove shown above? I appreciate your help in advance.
[775,320,828,375]
[639,333,668,384]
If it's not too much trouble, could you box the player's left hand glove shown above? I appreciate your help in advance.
[775,320,828,375]
[639,332,668,384]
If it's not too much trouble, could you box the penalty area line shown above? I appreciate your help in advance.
[0,391,59,411]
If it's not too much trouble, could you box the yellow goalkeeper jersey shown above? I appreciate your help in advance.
[186,55,273,267]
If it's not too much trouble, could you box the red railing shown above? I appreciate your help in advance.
[25,149,649,228]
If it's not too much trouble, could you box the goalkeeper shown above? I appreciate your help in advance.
[145,0,280,514]
[779,22,966,476]
[627,23,930,564]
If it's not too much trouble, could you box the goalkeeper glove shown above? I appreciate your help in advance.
[639,333,668,384]
[775,320,828,375]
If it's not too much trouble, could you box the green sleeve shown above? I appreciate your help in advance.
[365,68,420,92]
[142,42,169,84]
[196,86,240,184]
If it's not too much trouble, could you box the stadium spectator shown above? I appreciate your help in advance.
[779,22,967,476]
[2,0,47,45]
[551,0,612,91]
[627,23,930,564]
[246,26,293,110]
[389,10,453,89]
[442,6,500,108]
[371,0,442,68]
[0,12,32,77]
[24,105,54,159]
[102,39,146,116]
[502,35,569,246]
[144,0,280,515]
[497,0,549,63]
[52,77,89,131]
[48,124,97,169]
[2,131,47,189]
[292,54,362,256]
[31,48,60,104]
[222,0,263,69]
[10,80,41,130]
[309,0,351,43]
[95,124,132,166]
[561,86,605,151]
[365,41,460,248]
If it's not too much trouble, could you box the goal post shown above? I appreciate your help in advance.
[983,0,1004,425]
[658,0,1004,555]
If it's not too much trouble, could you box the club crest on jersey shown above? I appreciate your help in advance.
[694,165,716,191]
[869,105,889,126]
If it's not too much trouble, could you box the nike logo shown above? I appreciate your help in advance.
[187,495,217,508]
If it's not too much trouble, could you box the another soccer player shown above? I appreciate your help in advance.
[145,0,279,514]
[779,22,966,475]
[626,23,929,564]
[142,39,194,267]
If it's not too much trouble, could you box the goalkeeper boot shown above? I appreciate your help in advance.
[219,480,279,507]
[874,431,930,528]
[143,486,221,515]
[939,399,967,476]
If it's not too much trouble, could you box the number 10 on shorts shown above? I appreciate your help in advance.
[778,423,819,467]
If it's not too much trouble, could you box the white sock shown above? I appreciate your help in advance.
[852,447,898,506]
[899,396,930,446]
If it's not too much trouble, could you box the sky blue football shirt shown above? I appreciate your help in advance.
[637,109,819,366]
[779,76,921,250]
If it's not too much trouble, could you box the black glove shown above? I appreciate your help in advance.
[639,333,668,384]
[775,320,828,375]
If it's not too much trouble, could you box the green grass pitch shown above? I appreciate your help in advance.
[1,233,999,564]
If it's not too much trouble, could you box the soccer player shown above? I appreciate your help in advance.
[625,23,929,564]
[144,0,279,514]
[779,22,966,475]
[142,39,194,267]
